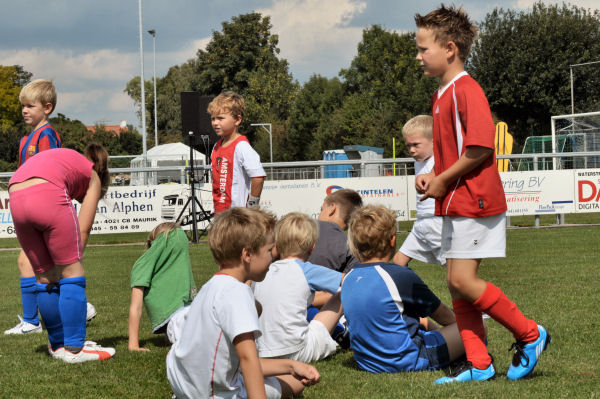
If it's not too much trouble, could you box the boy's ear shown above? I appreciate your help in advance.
[327,202,337,217]
[390,235,397,251]
[272,244,280,261]
[445,40,458,60]
[241,247,251,264]
[307,242,316,257]
[43,102,53,116]
[234,114,242,126]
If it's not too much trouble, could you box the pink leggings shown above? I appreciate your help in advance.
[10,183,82,274]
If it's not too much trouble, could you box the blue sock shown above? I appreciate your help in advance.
[37,283,63,350]
[59,277,87,351]
[306,305,319,322]
[21,277,40,325]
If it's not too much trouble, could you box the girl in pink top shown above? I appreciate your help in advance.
[9,144,115,363]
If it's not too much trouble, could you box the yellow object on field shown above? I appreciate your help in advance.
[495,122,513,172]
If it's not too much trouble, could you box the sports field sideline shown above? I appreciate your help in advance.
[0,215,598,398]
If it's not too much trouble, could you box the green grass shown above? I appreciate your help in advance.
[0,227,599,398]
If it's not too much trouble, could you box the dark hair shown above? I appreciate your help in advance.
[415,4,478,61]
[84,143,109,197]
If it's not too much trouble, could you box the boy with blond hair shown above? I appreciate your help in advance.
[208,91,266,214]
[341,205,466,373]
[393,115,445,267]
[253,212,345,363]
[166,208,319,399]
[415,5,549,383]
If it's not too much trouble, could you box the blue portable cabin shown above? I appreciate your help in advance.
[322,149,353,178]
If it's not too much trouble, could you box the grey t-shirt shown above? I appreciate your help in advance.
[308,221,357,273]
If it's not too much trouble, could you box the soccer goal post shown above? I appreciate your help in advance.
[551,111,600,169]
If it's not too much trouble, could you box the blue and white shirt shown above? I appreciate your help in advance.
[253,258,342,357]
[341,262,441,373]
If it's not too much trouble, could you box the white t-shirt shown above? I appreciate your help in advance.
[415,156,436,218]
[230,141,265,208]
[211,137,266,213]
[166,274,261,399]
[252,258,342,357]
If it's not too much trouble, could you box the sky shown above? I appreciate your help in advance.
[0,0,597,129]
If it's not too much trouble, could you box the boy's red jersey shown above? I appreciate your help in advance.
[431,72,507,217]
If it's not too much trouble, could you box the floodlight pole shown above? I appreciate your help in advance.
[138,0,148,184]
[250,123,273,164]
[569,60,600,114]
[148,29,158,148]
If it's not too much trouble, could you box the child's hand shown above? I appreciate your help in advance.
[291,361,320,386]
[128,345,150,352]
[415,171,434,194]
[420,175,448,201]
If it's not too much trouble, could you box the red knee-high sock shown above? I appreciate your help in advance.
[473,282,539,343]
[453,299,491,369]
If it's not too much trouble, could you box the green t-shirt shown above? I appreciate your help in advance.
[130,228,196,330]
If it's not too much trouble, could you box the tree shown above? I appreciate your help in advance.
[285,75,345,161]
[0,65,32,131]
[49,113,90,153]
[125,12,296,159]
[340,25,436,119]
[319,26,437,158]
[470,2,600,145]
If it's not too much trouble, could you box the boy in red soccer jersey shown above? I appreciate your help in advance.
[208,92,266,214]
[414,5,550,384]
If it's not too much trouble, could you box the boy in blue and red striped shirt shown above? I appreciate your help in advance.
[17,79,61,166]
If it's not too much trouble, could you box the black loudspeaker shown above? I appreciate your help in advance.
[180,92,217,149]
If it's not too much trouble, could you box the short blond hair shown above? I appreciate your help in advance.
[19,79,57,113]
[402,115,433,140]
[208,207,276,267]
[207,91,245,119]
[348,205,397,262]
[275,212,319,259]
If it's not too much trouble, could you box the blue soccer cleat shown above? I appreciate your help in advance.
[507,324,551,380]
[435,360,495,384]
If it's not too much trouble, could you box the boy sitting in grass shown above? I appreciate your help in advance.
[166,208,319,399]
[253,212,345,363]
[341,205,466,373]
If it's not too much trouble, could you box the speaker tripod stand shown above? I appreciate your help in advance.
[176,131,213,243]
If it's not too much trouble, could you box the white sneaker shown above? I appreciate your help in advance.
[86,302,97,322]
[4,315,43,335]
[48,345,65,359]
[62,341,115,363]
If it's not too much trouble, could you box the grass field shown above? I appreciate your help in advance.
[0,223,599,398]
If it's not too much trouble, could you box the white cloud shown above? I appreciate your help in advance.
[107,91,136,113]
[258,0,367,80]
[166,37,210,66]
[0,48,138,86]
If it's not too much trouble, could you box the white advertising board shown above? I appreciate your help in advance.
[260,176,411,221]
[500,170,575,216]
[574,169,600,212]
[0,184,214,238]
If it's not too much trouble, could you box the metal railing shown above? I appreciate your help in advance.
[2,152,600,188]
